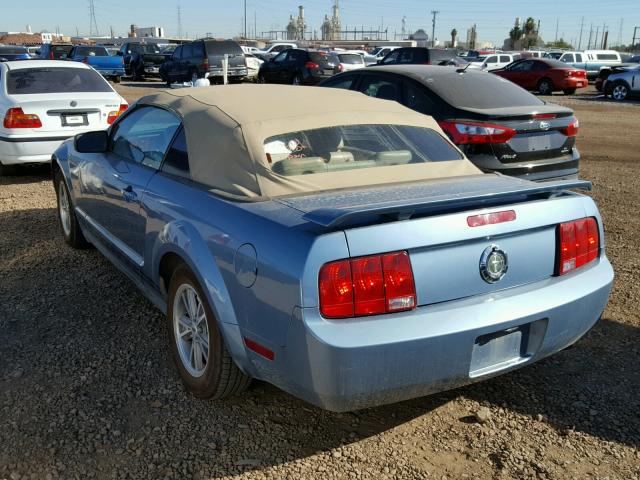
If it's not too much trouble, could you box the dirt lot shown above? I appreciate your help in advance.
[1,83,639,480]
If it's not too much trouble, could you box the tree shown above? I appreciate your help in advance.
[450,28,457,46]
[524,17,536,36]
[545,38,573,49]
[509,26,522,42]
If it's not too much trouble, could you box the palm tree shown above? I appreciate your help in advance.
[450,28,457,47]
[524,17,536,36]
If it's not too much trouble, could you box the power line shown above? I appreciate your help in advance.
[578,16,584,50]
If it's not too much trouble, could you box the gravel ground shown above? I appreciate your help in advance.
[1,82,639,480]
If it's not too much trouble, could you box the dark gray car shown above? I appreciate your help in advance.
[160,39,248,85]
[320,65,581,181]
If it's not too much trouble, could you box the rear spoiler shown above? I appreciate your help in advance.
[300,179,592,229]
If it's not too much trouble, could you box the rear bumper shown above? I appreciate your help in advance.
[95,68,125,77]
[205,68,248,78]
[277,257,613,411]
[563,77,588,89]
[468,148,580,182]
[0,135,74,165]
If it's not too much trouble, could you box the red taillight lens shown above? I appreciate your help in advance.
[532,113,556,120]
[438,120,516,145]
[202,58,210,70]
[558,217,599,275]
[351,256,385,315]
[107,104,128,125]
[82,56,89,64]
[319,251,416,319]
[560,117,579,137]
[49,51,54,59]
[319,259,354,318]
[305,61,320,69]
[337,63,344,72]
[3,108,42,128]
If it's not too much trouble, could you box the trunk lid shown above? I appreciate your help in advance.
[278,175,591,306]
[456,104,576,163]
[5,92,122,133]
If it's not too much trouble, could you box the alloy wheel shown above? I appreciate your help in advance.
[612,84,628,101]
[173,284,210,378]
[58,181,71,237]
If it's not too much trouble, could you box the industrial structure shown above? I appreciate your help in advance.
[321,1,342,41]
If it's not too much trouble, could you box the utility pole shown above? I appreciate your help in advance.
[633,27,639,51]
[587,22,593,49]
[430,10,439,47]
[554,19,558,43]
[601,22,607,48]
[254,11,257,39]
[594,26,599,49]
[243,0,247,39]
[88,0,99,36]
[578,16,584,50]
[177,5,183,39]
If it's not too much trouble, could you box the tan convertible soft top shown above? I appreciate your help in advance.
[139,84,480,198]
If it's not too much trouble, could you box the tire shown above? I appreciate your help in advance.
[54,171,90,249]
[167,265,251,399]
[537,78,554,95]
[292,73,302,86]
[563,88,576,95]
[190,68,199,84]
[610,81,629,101]
[112,76,121,84]
[257,73,266,84]
[0,162,15,176]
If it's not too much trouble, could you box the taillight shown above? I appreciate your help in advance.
[3,108,42,128]
[532,113,556,120]
[83,56,89,64]
[467,210,516,227]
[319,251,416,319]
[557,217,599,275]
[305,61,320,70]
[337,63,344,72]
[438,120,516,145]
[49,51,54,59]
[202,58,210,70]
[560,117,579,137]
[107,104,128,125]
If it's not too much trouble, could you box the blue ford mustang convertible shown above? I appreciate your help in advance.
[52,85,613,411]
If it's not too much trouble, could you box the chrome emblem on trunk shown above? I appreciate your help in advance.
[539,120,551,130]
[480,245,508,283]
[70,101,78,107]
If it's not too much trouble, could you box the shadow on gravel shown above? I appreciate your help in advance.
[0,207,638,478]
[0,164,51,185]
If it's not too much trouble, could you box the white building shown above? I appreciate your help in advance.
[135,26,165,38]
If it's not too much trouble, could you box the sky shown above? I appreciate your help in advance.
[3,0,640,48]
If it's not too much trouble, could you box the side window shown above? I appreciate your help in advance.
[575,53,583,62]
[111,107,181,170]
[162,127,190,179]
[272,45,285,53]
[273,51,288,63]
[404,82,437,115]
[486,56,497,64]
[322,75,357,90]
[193,42,206,58]
[381,50,400,64]
[172,46,182,61]
[359,75,401,102]
[129,44,140,54]
[532,61,548,71]
[397,50,414,64]
[561,54,574,63]
[182,43,194,59]
[500,55,511,63]
[287,50,303,62]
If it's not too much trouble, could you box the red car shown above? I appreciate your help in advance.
[493,58,588,95]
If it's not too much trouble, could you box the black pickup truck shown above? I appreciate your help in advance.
[118,42,168,80]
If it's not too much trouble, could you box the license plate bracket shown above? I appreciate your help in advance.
[469,319,547,378]
[61,113,88,127]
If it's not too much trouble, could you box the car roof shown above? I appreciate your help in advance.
[136,84,476,199]
[359,64,480,80]
[1,59,91,70]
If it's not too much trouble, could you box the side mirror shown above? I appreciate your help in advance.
[75,130,108,153]
[117,51,124,56]
[376,59,382,65]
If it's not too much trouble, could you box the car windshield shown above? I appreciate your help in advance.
[426,71,544,109]
[263,124,462,176]
[140,44,161,54]
[338,54,363,64]
[6,68,113,94]
[470,56,486,62]
[0,46,28,54]
[544,52,563,59]
[543,59,572,68]
[75,47,108,56]
[161,45,177,53]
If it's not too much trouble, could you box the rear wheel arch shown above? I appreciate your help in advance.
[159,251,187,298]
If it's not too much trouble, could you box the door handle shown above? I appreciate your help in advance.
[122,185,133,193]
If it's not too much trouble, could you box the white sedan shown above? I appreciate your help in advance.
[0,60,127,175]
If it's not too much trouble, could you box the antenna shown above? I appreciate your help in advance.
[430,10,439,47]
[88,0,99,36]
[177,5,183,39]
